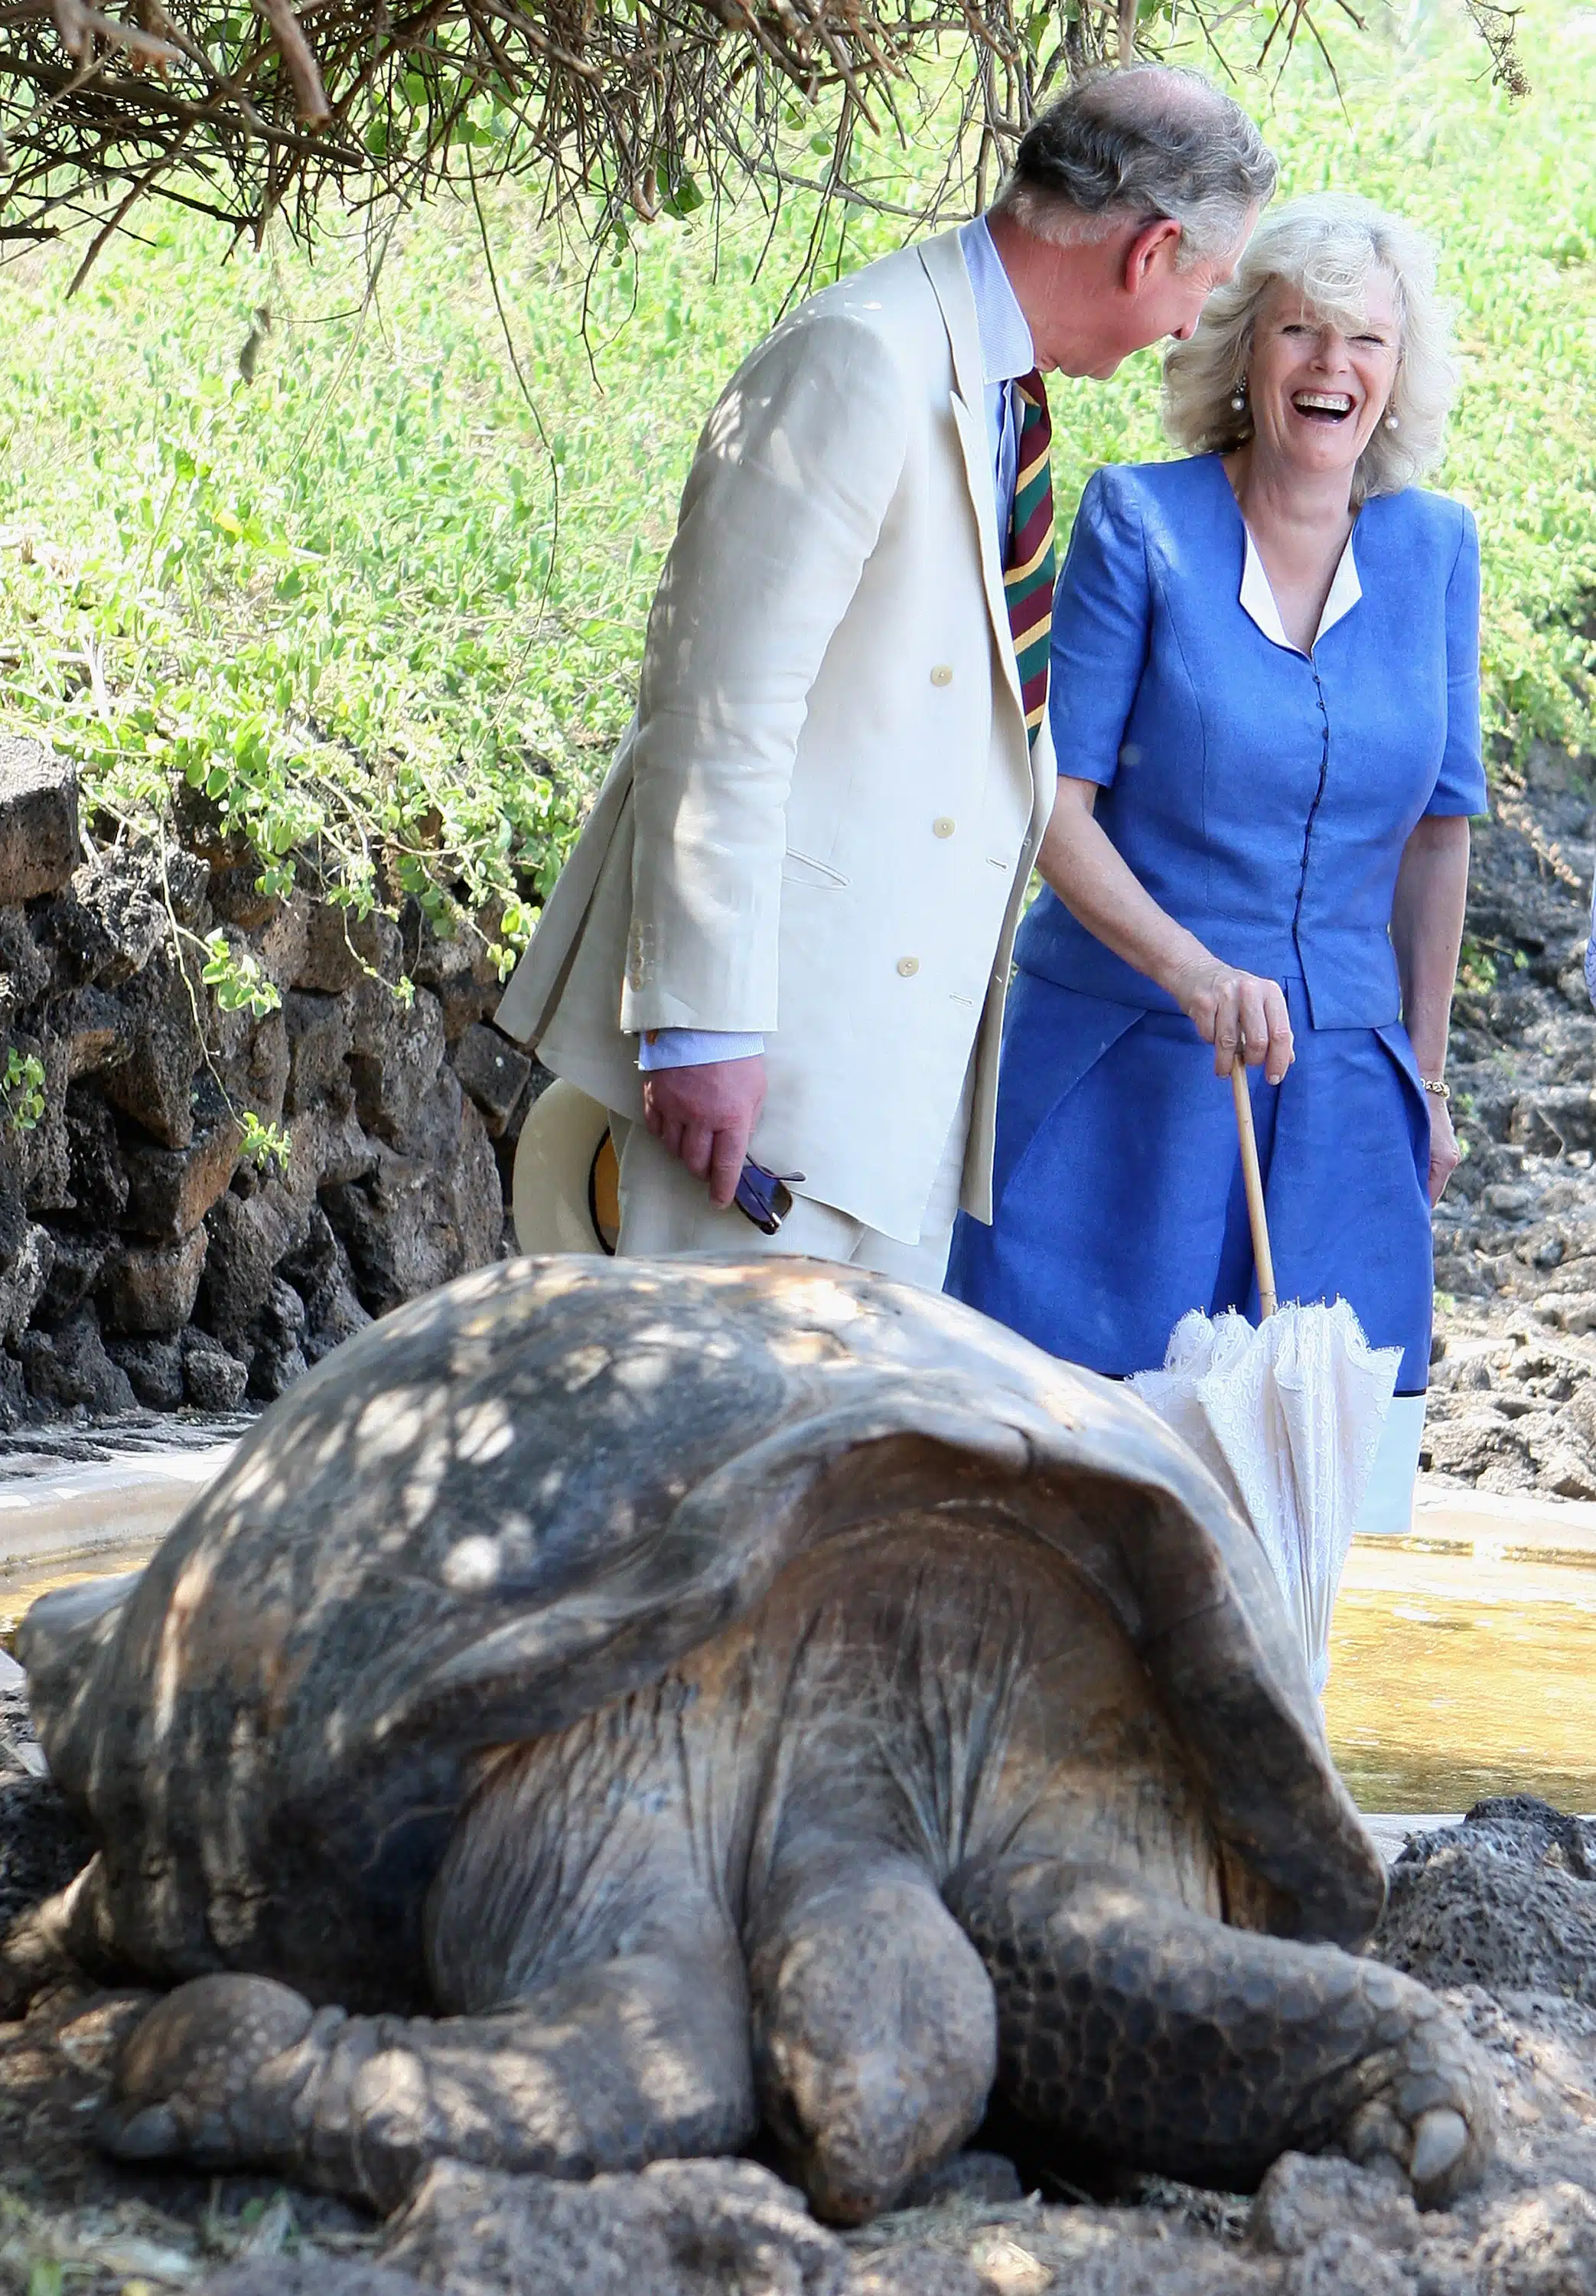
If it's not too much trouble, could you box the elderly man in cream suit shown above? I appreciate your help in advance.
[497,67,1275,1284]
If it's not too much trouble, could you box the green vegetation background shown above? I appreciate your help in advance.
[2,0,1594,963]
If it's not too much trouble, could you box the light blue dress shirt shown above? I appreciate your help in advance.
[958,211,1037,547]
[640,216,1034,1075]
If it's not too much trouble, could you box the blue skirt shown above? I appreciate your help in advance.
[946,972,1435,1394]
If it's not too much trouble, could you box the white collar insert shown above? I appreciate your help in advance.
[1238,523,1363,655]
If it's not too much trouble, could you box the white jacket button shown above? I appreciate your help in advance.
[897,956,920,978]
[930,665,954,687]
[933,816,956,839]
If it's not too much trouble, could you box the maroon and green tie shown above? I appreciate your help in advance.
[1004,370,1056,750]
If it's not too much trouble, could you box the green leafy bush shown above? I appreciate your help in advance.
[1,2,1592,933]
[0,1051,46,1133]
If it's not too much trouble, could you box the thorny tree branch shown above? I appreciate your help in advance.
[0,0,1528,281]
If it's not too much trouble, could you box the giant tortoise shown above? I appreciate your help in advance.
[6,1256,1492,2222]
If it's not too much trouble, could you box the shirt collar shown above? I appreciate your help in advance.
[1238,523,1363,654]
[958,214,1035,390]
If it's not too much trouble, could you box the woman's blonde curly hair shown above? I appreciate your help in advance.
[1162,192,1458,501]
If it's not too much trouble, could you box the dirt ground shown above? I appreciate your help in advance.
[5,1701,1596,2296]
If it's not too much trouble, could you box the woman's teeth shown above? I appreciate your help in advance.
[1291,392,1354,422]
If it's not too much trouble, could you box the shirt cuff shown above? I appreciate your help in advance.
[637,1029,767,1071]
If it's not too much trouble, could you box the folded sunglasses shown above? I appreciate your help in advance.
[733,1159,805,1236]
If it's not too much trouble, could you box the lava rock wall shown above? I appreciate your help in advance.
[0,736,539,1423]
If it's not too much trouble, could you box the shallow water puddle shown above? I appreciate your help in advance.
[1325,1536,1596,1812]
[0,1548,155,1649]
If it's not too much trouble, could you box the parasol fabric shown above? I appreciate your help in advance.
[1127,1064,1402,1698]
[1129,1301,1400,1697]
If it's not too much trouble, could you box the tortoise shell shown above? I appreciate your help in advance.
[21,1256,1383,2007]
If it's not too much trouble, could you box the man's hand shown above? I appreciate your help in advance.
[643,1056,767,1211]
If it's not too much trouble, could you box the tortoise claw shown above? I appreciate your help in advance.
[101,1974,317,2172]
[1342,2015,1493,2209]
[1409,2105,1470,2192]
[98,2100,183,2161]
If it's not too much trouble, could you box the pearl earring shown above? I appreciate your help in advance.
[1230,384,1247,413]
[1385,412,1399,431]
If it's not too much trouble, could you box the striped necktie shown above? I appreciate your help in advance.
[1003,370,1055,750]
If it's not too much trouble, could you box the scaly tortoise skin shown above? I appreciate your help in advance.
[8,1256,1493,2221]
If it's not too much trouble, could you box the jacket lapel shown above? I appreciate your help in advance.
[917,231,1024,722]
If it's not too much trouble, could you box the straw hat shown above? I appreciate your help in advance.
[511,1078,620,1255]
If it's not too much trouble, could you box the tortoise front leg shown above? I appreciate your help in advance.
[945,1856,1494,2206]
[748,1843,998,2224]
[97,1932,755,2212]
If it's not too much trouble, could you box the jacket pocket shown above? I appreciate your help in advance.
[781,848,851,889]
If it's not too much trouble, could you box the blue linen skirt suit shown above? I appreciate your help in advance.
[946,452,1485,1397]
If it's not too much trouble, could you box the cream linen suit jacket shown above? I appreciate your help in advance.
[495,227,1056,1244]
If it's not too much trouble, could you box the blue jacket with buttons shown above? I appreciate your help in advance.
[1016,453,1486,1029]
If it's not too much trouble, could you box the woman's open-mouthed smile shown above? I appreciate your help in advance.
[1246,270,1402,475]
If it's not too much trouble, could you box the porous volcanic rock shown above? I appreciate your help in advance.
[17,1311,136,1414]
[1424,744,1596,1492]
[107,1333,187,1411]
[0,738,80,905]
[120,1120,243,1244]
[99,1228,208,1338]
[1373,1795,1596,2003]
[451,1022,533,1138]
[0,755,525,1427]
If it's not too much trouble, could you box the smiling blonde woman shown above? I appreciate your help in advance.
[946,194,1482,1535]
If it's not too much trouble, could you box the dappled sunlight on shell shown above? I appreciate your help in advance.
[768,1326,852,1368]
[613,1354,672,1395]
[228,1446,281,1503]
[765,1272,865,1329]
[454,1404,516,1468]
[15,1251,1369,2017]
[441,1537,503,1593]
[560,1345,610,1392]
[354,1391,433,1460]
[152,1547,217,1737]
[400,1434,455,1529]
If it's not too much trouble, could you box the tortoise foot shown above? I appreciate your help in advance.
[103,1945,757,2210]
[949,1856,1497,2206]
[99,1973,318,2169]
[1336,1983,1495,2206]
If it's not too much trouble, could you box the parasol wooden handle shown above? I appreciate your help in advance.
[1231,1055,1278,1319]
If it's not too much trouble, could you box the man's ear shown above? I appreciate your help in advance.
[1121,217,1183,295]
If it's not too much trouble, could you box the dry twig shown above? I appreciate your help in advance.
[0,0,1529,273]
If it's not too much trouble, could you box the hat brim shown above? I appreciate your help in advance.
[511,1079,617,1256]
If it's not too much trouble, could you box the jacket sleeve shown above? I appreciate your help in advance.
[1425,503,1487,817]
[620,308,910,1034]
[1045,468,1152,789]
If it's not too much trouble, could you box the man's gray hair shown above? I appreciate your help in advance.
[993,65,1277,266]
